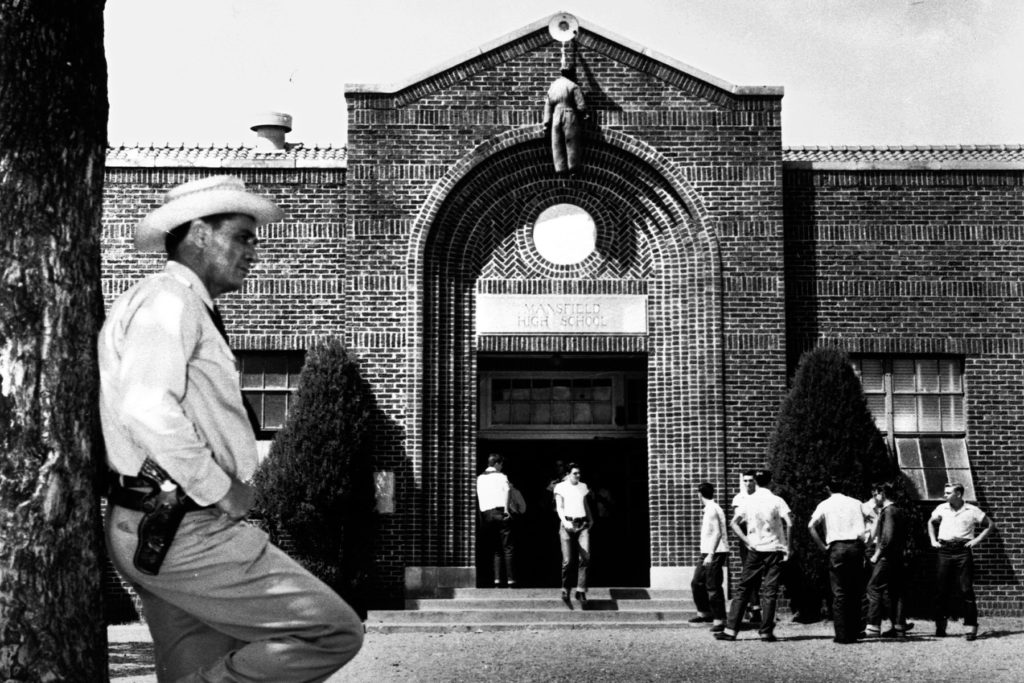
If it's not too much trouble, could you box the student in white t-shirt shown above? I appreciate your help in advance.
[553,463,592,605]
[715,470,792,642]
[689,482,729,631]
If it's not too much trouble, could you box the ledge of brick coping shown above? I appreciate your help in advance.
[404,566,476,597]
[785,160,1024,172]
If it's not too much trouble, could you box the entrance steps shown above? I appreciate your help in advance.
[366,587,698,633]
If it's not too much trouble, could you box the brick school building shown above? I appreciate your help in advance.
[100,14,1024,616]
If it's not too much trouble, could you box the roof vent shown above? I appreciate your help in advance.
[250,112,293,152]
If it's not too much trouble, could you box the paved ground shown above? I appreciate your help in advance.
[109,617,1024,682]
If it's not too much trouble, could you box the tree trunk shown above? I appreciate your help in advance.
[0,0,109,680]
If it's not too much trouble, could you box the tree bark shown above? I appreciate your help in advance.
[0,0,109,680]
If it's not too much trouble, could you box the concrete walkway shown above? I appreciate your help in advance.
[110,617,1024,682]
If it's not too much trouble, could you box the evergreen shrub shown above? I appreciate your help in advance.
[767,347,894,618]
[252,339,376,605]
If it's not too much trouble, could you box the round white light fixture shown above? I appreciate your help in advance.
[532,204,596,265]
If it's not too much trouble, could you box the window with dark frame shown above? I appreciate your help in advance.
[483,372,645,431]
[237,351,305,438]
[852,357,974,501]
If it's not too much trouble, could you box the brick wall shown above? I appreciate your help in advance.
[346,24,785,594]
[102,167,347,350]
[784,167,1024,611]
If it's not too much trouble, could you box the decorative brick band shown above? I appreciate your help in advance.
[792,336,1024,355]
[231,334,317,351]
[477,279,647,295]
[476,335,648,353]
[104,167,345,184]
[787,168,1024,187]
[788,279,1023,298]
[786,223,1024,242]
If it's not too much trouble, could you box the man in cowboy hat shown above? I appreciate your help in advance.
[98,176,363,681]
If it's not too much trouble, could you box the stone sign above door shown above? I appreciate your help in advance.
[475,294,648,335]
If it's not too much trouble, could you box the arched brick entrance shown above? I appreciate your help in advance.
[407,127,725,587]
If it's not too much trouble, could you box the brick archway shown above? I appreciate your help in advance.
[407,127,725,577]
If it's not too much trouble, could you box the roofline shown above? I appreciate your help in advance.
[345,13,783,97]
[104,157,346,169]
[783,145,1024,171]
[785,160,1024,171]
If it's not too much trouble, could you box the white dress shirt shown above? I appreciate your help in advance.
[932,502,987,541]
[98,261,257,506]
[476,468,510,511]
[809,493,867,544]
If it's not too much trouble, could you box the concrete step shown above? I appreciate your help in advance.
[368,621,694,634]
[366,586,701,633]
[369,609,694,624]
[407,587,692,600]
[405,598,692,610]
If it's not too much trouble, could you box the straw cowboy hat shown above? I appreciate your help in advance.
[135,175,283,252]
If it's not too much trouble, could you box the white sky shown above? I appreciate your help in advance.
[104,0,1024,148]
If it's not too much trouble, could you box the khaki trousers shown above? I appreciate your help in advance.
[107,505,363,682]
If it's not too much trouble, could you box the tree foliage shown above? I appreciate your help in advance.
[767,347,893,617]
[0,0,109,679]
[252,339,376,603]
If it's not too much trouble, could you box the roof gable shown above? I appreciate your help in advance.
[345,13,782,105]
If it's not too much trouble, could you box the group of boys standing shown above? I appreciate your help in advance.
[691,470,995,643]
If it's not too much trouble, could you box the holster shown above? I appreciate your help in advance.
[107,459,209,576]
[133,484,189,576]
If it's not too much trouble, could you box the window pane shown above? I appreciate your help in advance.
[492,379,511,402]
[240,360,263,388]
[264,356,289,388]
[593,380,612,402]
[916,359,939,393]
[866,395,887,432]
[573,402,593,424]
[552,403,571,424]
[943,396,965,431]
[491,402,510,423]
[893,396,917,432]
[287,358,303,388]
[510,380,530,401]
[263,393,287,429]
[858,359,884,392]
[552,383,571,401]
[573,379,593,401]
[902,469,927,501]
[919,438,948,499]
[243,392,263,423]
[511,403,530,424]
[942,438,969,469]
[919,396,941,431]
[938,359,961,393]
[531,380,551,401]
[592,403,612,423]
[532,403,551,424]
[895,439,922,469]
[893,359,916,392]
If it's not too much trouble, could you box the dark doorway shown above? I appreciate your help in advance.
[475,438,649,587]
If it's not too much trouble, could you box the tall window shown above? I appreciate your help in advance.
[852,357,974,501]
[480,372,645,434]
[238,351,304,438]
